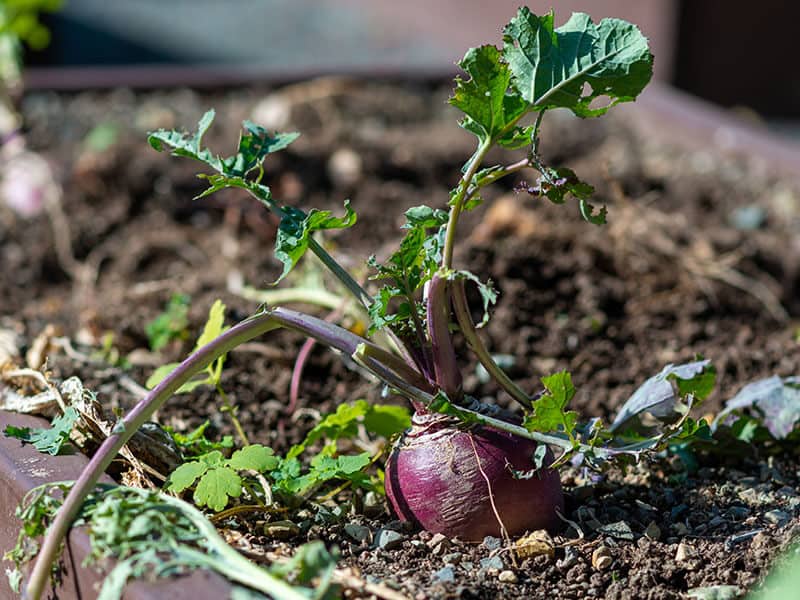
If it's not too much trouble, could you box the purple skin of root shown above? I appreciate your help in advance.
[385,413,564,541]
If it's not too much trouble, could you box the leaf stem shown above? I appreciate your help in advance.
[215,383,250,446]
[451,279,534,410]
[427,273,462,400]
[442,140,492,269]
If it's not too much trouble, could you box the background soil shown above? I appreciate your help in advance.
[2,81,800,599]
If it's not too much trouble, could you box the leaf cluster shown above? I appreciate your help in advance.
[166,400,410,511]
[3,407,79,456]
[148,111,356,283]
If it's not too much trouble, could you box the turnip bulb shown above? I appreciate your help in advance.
[385,412,563,541]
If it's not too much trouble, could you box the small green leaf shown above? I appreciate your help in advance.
[274,201,357,283]
[449,44,527,145]
[228,445,279,472]
[222,122,299,177]
[148,109,222,171]
[166,461,210,494]
[448,270,497,327]
[194,467,242,512]
[503,8,653,117]
[145,293,190,351]
[4,407,79,456]
[524,371,579,437]
[363,404,411,438]
[195,299,227,349]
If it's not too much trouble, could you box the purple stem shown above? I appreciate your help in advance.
[427,273,463,400]
[288,337,316,415]
[22,308,429,600]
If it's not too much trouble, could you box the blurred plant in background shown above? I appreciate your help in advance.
[0,0,62,218]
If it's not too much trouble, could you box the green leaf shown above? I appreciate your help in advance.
[194,467,242,512]
[228,445,280,472]
[449,44,527,145]
[363,404,411,438]
[3,407,79,456]
[222,121,299,178]
[195,299,227,349]
[145,293,190,351]
[165,461,210,494]
[148,109,222,170]
[524,371,579,437]
[274,201,357,283]
[148,110,298,180]
[503,8,653,117]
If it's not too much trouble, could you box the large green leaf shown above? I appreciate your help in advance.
[503,8,653,117]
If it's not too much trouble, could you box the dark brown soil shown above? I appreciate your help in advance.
[2,80,800,599]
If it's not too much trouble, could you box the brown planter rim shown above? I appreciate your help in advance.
[0,410,234,600]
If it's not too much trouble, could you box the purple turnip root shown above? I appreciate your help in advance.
[385,413,563,541]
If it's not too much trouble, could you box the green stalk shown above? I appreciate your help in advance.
[441,140,492,269]
[451,279,534,410]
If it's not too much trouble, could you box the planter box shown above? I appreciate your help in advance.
[0,411,233,600]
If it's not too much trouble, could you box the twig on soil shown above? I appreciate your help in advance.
[331,567,410,600]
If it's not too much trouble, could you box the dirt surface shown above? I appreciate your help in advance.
[2,80,800,598]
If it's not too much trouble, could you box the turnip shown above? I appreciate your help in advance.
[23,8,716,599]
[385,413,563,540]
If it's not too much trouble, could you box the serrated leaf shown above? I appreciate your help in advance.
[148,109,222,170]
[165,461,210,494]
[228,445,279,472]
[610,360,713,432]
[222,121,299,177]
[503,8,653,117]
[194,467,242,512]
[274,201,357,283]
[3,407,79,455]
[450,44,527,145]
[524,371,578,436]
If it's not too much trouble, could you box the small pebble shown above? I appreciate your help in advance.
[441,552,463,565]
[764,509,790,527]
[482,535,502,551]
[599,521,635,541]
[644,521,661,540]
[327,147,362,187]
[592,546,613,571]
[427,533,448,549]
[432,566,456,583]
[344,523,371,543]
[479,555,504,571]
[498,570,518,583]
[376,528,405,550]
[675,542,695,562]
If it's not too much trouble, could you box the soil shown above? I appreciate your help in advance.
[2,80,800,599]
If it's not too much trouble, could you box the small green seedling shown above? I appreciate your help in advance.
[145,293,191,352]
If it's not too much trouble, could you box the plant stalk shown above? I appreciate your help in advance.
[22,313,283,600]
[441,140,492,269]
[451,279,534,410]
[23,307,427,600]
[426,273,462,400]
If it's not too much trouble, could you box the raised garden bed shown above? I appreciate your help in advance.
[2,25,800,600]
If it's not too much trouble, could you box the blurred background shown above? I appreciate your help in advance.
[22,0,800,129]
